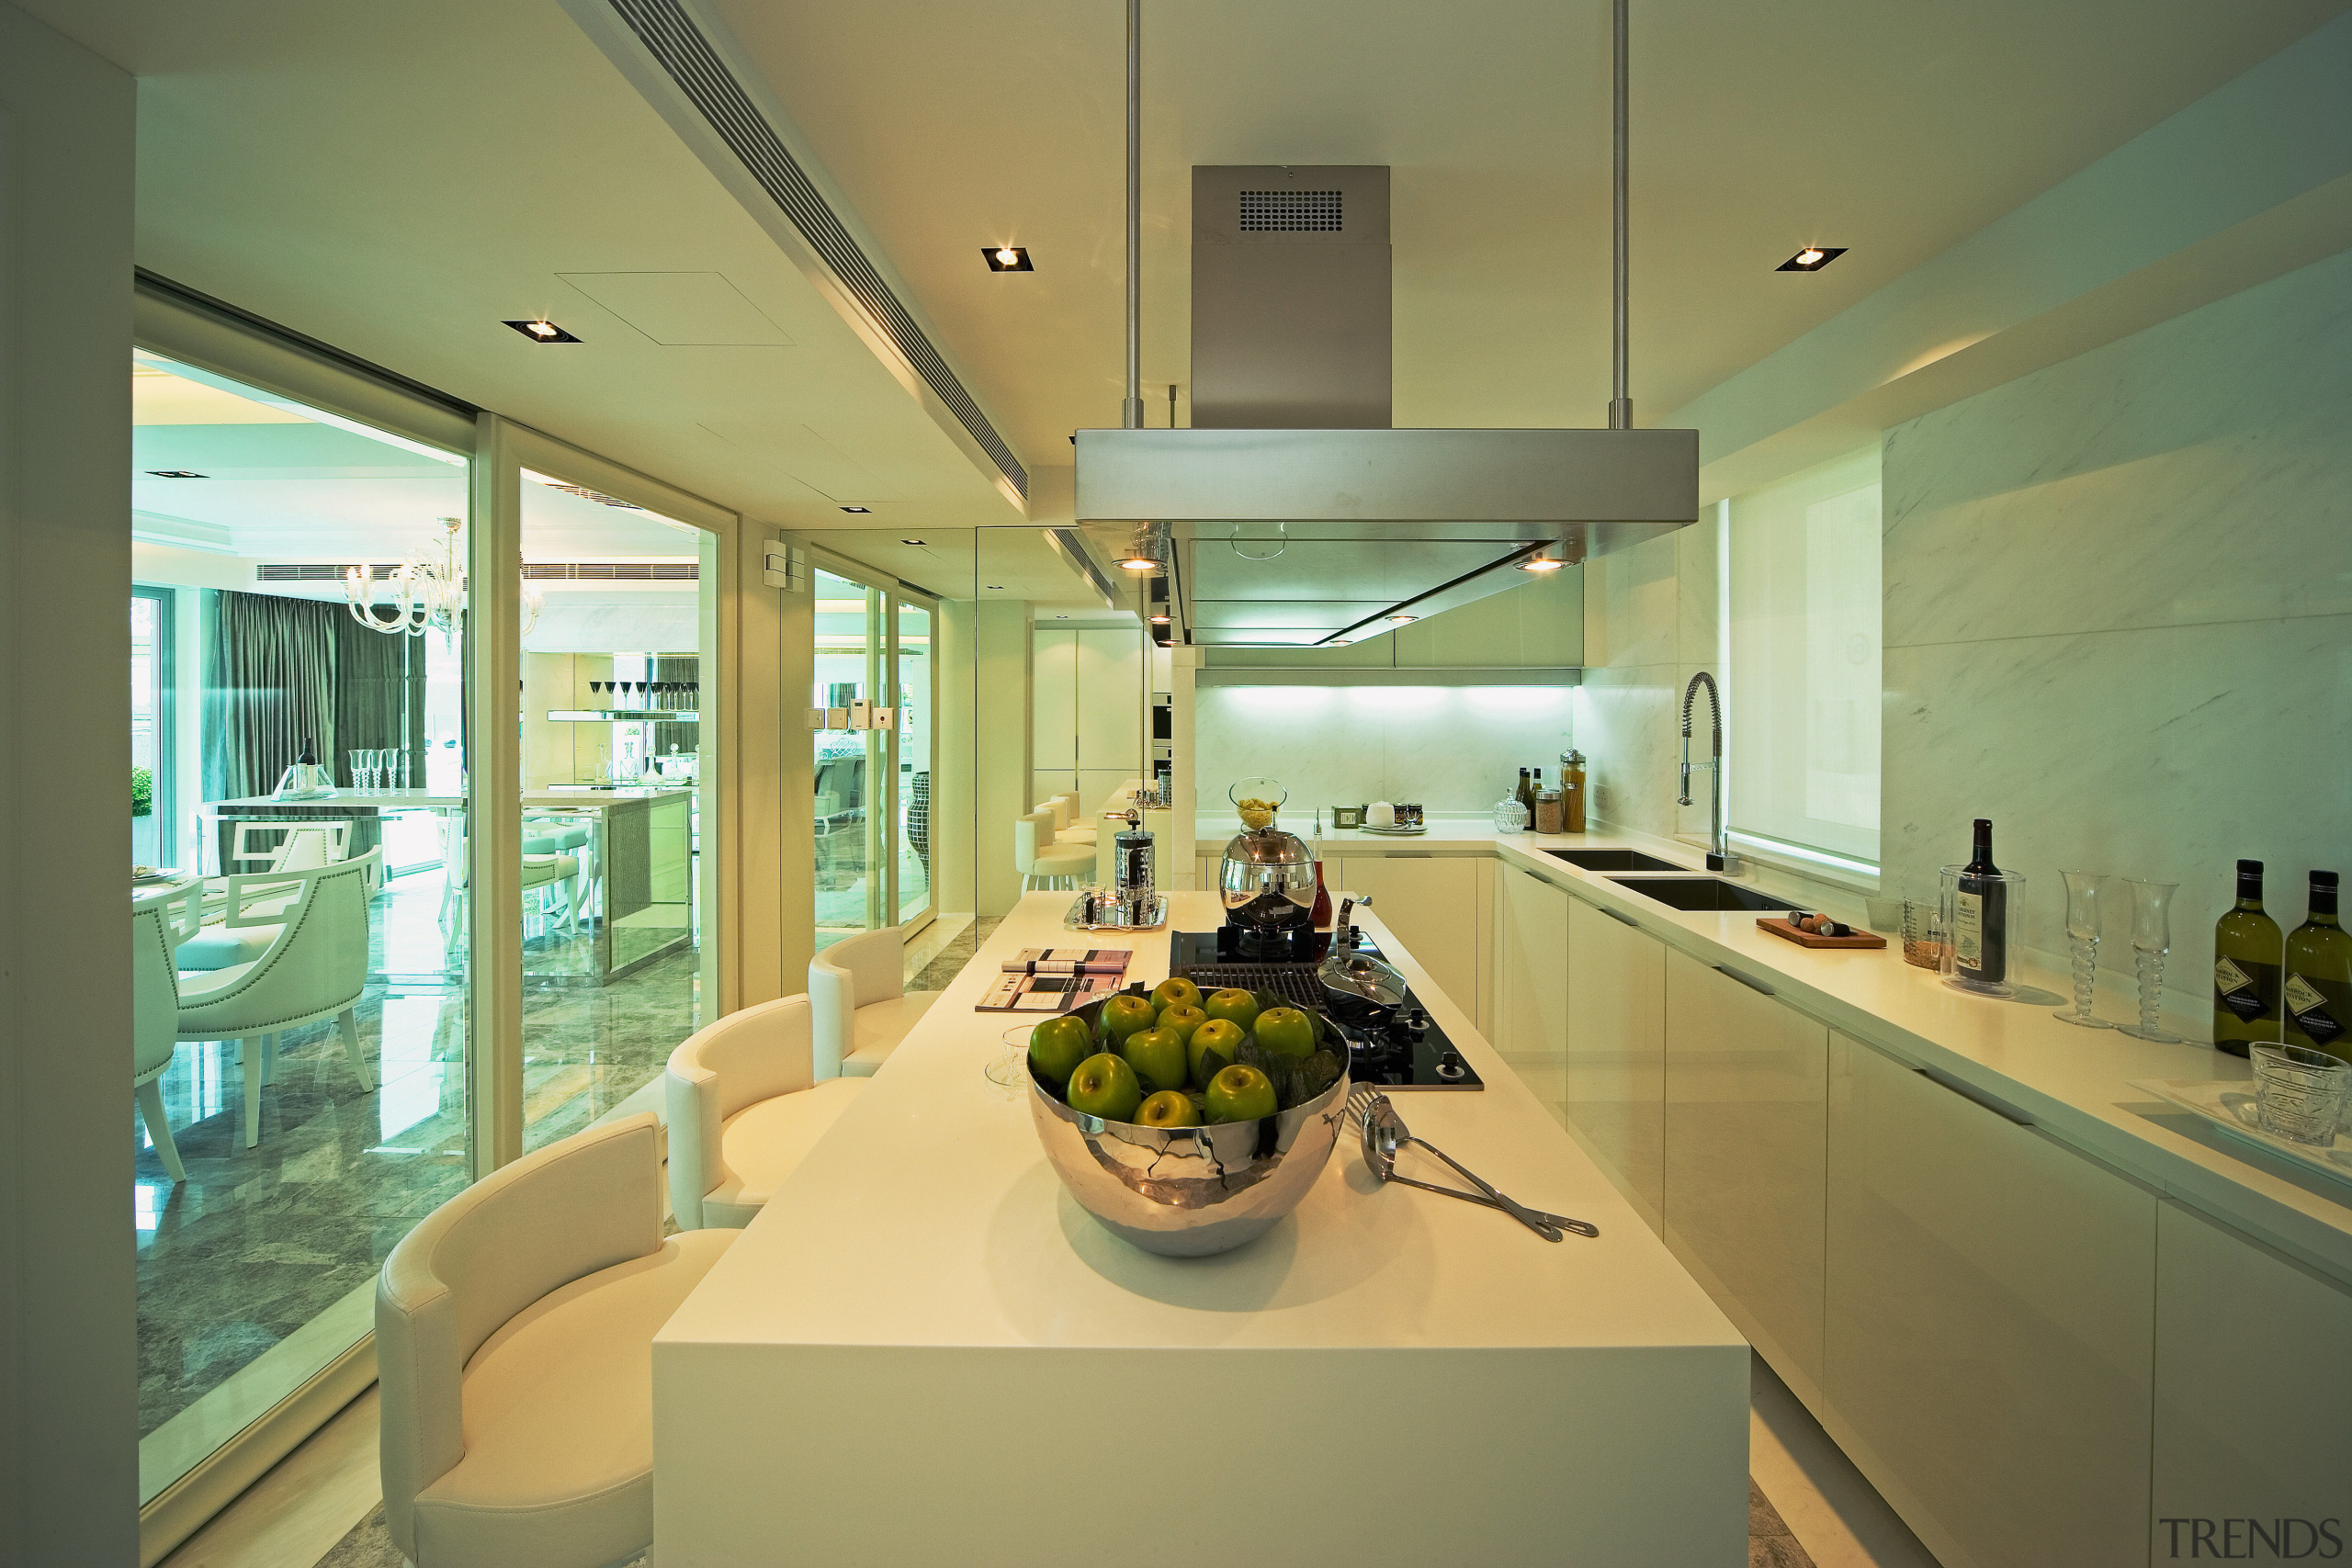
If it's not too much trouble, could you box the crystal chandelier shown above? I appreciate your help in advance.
[345,516,540,642]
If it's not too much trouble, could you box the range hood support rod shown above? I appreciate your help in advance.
[1608,0,1631,431]
[1124,0,1145,431]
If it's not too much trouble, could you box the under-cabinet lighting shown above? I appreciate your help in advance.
[1520,556,1567,571]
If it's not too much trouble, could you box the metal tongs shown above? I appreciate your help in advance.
[1348,1086,1599,1241]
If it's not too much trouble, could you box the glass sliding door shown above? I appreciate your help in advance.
[130,349,471,1509]
[813,563,934,945]
[514,469,714,1153]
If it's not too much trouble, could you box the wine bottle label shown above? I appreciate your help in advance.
[2285,973,2343,1045]
[2214,956,2267,1021]
[1954,893,1983,968]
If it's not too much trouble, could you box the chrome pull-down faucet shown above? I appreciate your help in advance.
[1679,671,1738,874]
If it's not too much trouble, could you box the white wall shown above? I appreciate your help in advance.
[1031,623,1146,815]
[1575,515,1725,846]
[1881,247,2352,977]
[0,6,138,1561]
[1195,683,1574,821]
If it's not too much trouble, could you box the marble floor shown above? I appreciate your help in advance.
[136,863,700,1455]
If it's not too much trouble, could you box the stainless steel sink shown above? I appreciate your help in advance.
[1545,849,1685,873]
[1606,876,1799,912]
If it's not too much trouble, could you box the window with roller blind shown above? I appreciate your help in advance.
[1726,446,1883,874]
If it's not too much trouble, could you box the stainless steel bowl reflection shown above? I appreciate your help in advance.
[1027,1042,1351,1258]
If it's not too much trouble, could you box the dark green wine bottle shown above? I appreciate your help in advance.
[2211,859,2282,1058]
[2283,871,2348,1057]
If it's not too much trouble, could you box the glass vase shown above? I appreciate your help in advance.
[2117,878,2184,1043]
[2052,869,2114,1029]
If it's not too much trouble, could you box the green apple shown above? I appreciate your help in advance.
[1150,976,1203,1013]
[1157,1003,1208,1043]
[1098,991,1159,1043]
[1027,1014,1094,1085]
[1253,1005,1318,1060]
[1066,1053,1143,1122]
[1202,988,1261,1032]
[1119,1025,1189,1096]
[1204,1063,1277,1123]
[1136,1089,1201,1129]
[1187,1018,1247,1088]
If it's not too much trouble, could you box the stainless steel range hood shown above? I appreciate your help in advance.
[1071,10,1697,648]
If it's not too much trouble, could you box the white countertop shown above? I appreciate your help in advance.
[1292,821,2352,1281]
[660,889,1742,1354]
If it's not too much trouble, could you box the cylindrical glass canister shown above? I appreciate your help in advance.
[1939,863,2029,998]
[1534,790,1566,834]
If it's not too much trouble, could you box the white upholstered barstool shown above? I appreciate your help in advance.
[664,994,865,1229]
[377,1113,734,1568]
[808,925,942,1079]
[1014,809,1092,893]
[1046,794,1097,845]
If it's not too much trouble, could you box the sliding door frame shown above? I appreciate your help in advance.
[809,547,938,942]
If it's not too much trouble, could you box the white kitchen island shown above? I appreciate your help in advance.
[651,892,1747,1567]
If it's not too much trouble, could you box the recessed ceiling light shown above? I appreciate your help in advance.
[1148,612,1170,624]
[983,245,1034,272]
[1386,614,1418,624]
[1520,556,1568,572]
[1776,246,1846,272]
[987,584,1005,591]
[840,505,872,514]
[899,537,926,546]
[1118,555,1158,571]
[1054,614,1070,619]
[146,469,208,479]
[503,318,581,343]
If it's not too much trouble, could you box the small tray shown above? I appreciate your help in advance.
[1358,824,1429,837]
[1063,891,1167,931]
[1758,916,1885,950]
[2132,1077,2352,1187]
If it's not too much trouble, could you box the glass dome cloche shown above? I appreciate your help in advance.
[1228,775,1288,832]
[1221,777,1314,930]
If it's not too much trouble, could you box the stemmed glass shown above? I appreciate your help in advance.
[2118,879,2185,1043]
[349,749,370,795]
[2052,870,2114,1028]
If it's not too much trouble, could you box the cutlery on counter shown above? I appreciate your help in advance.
[1348,1086,1597,1241]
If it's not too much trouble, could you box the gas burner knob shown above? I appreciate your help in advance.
[1436,1050,1466,1081]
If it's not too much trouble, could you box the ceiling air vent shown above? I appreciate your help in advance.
[258,561,699,582]
[1238,189,1341,231]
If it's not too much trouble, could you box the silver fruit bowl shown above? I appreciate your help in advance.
[1026,998,1351,1258]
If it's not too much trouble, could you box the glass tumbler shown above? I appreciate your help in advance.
[2052,870,2114,1029]
[1901,898,1945,971]
[2117,879,2184,1043]
[2249,1043,2351,1145]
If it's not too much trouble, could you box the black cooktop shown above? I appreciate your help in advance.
[1168,928,1483,1091]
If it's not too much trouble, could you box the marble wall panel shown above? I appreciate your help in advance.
[1576,665,1679,838]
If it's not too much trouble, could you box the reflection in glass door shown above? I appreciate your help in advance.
[814,570,876,943]
[813,566,934,945]
[894,599,933,931]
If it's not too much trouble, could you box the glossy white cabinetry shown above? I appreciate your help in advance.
[1490,863,1570,1127]
[1662,950,1827,1406]
[1563,899,1665,1229]
[1825,1032,2156,1568]
[1330,853,1481,1017]
[2150,1201,2352,1561]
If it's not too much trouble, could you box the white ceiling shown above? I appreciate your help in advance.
[28,0,2352,601]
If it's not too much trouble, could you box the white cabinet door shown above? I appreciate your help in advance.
[1073,628,1141,773]
[1825,1032,2155,1568]
[1492,865,1571,1128]
[2150,1201,2352,1562]
[1564,898,1665,1229]
[1662,950,1827,1405]
[1334,854,1480,1018]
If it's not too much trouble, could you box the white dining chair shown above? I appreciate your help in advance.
[377,1113,735,1568]
[808,926,942,1079]
[665,995,865,1229]
[175,849,381,1148]
[1014,809,1092,893]
[132,903,187,1182]
[439,813,582,945]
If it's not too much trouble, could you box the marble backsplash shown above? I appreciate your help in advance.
[1194,684,1574,819]
[1881,249,2352,984]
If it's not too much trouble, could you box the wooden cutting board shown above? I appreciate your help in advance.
[1758,916,1886,950]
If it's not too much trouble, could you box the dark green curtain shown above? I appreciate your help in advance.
[202,590,341,802]
[334,614,425,788]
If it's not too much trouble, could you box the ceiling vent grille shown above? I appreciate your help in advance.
[1238,190,1342,231]
[606,0,1027,499]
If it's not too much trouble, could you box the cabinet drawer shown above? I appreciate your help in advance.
[1663,950,1827,1405]
[1826,1033,2154,1568]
